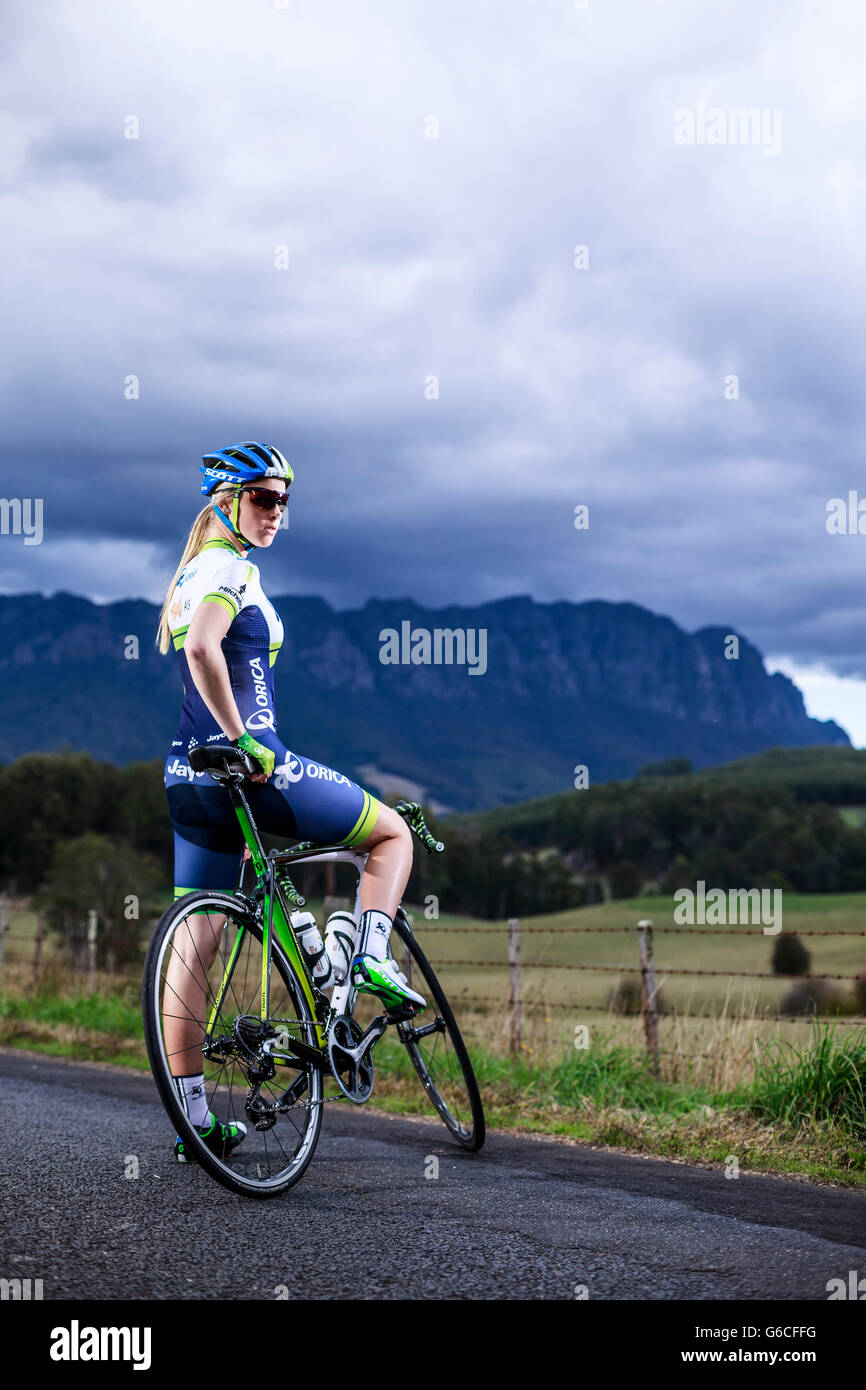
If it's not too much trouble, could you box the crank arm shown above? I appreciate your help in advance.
[335,1015,387,1065]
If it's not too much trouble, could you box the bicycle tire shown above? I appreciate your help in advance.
[390,909,485,1150]
[142,890,323,1198]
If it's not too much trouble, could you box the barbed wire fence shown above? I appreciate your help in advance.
[0,895,117,992]
[408,916,866,1064]
[2,893,864,1066]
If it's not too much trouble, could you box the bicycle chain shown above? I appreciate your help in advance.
[247,1006,414,1110]
[281,1093,350,1111]
[259,1017,351,1110]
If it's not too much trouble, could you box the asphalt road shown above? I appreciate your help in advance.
[1,1049,864,1301]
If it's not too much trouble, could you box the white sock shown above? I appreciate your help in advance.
[173,1073,211,1128]
[356,909,392,962]
[324,911,356,984]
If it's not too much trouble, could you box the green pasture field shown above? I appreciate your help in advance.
[404,893,865,1030]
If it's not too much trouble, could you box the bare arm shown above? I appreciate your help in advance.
[184,601,268,782]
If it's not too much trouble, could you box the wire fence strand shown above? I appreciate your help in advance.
[427,958,864,981]
[453,994,866,1022]
[416,924,866,936]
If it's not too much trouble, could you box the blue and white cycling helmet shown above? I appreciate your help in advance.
[200,442,293,550]
[200,441,293,495]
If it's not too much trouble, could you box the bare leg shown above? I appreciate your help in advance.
[163,912,225,1076]
[356,804,414,918]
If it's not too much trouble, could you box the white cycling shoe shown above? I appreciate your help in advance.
[350,953,427,1011]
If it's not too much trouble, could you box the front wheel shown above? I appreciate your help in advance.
[389,909,485,1150]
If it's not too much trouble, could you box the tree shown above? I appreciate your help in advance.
[608,860,643,900]
[636,757,692,778]
[37,833,163,972]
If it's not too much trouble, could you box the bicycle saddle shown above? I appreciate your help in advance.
[188,744,257,781]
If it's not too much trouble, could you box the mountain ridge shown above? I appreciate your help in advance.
[0,589,847,811]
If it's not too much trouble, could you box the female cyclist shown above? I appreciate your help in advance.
[155,441,424,1161]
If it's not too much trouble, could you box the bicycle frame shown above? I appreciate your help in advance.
[147,759,484,1178]
[206,778,370,1054]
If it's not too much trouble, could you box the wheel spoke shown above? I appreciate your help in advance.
[144,894,323,1194]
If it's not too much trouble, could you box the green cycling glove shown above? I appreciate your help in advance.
[232,731,275,778]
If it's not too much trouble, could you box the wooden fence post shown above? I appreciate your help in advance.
[87,909,98,991]
[33,910,45,981]
[0,893,8,985]
[637,918,659,1075]
[508,917,522,1055]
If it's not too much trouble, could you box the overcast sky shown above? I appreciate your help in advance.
[2,1,866,739]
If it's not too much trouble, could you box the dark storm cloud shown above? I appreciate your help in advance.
[2,0,866,686]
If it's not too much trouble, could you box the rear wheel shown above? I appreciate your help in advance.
[142,891,323,1198]
[388,909,485,1150]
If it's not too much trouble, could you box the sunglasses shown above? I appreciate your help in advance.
[242,487,290,511]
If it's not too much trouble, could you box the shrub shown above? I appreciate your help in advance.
[771,932,811,977]
[608,976,670,1016]
[779,980,844,1017]
[659,854,695,895]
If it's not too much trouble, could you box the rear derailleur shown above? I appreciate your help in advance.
[234,1015,279,1131]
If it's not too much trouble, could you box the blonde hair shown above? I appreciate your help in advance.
[156,490,234,654]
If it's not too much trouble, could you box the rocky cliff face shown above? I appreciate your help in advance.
[0,590,847,811]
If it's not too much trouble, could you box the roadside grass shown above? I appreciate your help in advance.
[747,1028,866,1136]
[2,985,863,1185]
[354,1020,866,1187]
[0,965,150,1069]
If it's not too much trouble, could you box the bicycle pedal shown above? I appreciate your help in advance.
[385,1001,420,1023]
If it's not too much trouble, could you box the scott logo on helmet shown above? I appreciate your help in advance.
[203,467,244,485]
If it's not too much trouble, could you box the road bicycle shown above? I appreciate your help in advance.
[142,744,485,1197]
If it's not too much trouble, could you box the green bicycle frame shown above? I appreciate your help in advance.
[200,776,437,1063]
[205,785,327,1051]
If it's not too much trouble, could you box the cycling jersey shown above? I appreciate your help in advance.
[166,539,284,755]
[164,538,380,897]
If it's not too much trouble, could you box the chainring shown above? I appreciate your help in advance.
[327,1014,375,1104]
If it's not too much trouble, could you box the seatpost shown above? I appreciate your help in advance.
[227,778,268,880]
